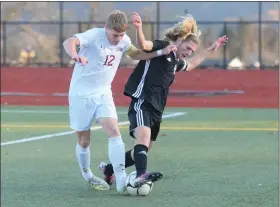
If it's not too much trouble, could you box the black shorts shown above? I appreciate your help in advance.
[128,98,162,141]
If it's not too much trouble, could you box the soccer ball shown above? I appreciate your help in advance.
[126,171,153,196]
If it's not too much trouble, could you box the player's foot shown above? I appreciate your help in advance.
[98,162,115,185]
[88,175,110,191]
[115,173,127,193]
[133,171,163,188]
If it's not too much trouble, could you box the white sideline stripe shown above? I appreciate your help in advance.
[0,109,128,115]
[1,112,186,147]
[1,109,175,115]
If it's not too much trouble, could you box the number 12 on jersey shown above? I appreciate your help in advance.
[104,55,115,66]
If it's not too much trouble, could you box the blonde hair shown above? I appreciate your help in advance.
[106,10,128,33]
[164,14,201,44]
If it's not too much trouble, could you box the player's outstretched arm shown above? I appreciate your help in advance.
[63,37,88,66]
[127,44,177,60]
[132,12,153,51]
[63,37,80,59]
[186,35,228,71]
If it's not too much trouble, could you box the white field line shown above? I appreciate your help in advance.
[1,109,176,115]
[1,109,128,115]
[1,112,186,147]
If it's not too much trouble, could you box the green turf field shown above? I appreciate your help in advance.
[1,106,279,207]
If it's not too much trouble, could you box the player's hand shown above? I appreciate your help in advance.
[72,55,88,66]
[162,45,177,55]
[208,35,228,52]
[131,12,142,29]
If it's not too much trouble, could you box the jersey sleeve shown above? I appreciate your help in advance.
[123,35,139,56]
[146,40,170,52]
[74,28,97,48]
[122,34,132,53]
[176,60,189,72]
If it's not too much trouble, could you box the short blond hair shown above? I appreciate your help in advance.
[164,14,201,44]
[106,10,128,33]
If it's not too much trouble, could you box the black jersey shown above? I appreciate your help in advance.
[124,40,188,114]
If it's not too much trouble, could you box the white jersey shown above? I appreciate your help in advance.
[69,27,132,97]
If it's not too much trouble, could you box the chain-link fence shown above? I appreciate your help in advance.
[1,2,279,69]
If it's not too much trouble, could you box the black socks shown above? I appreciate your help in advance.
[133,144,148,177]
[106,145,149,177]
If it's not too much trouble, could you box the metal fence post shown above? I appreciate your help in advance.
[258,2,262,69]
[78,21,82,33]
[156,2,160,39]
[59,2,64,67]
[223,22,228,69]
[151,23,154,40]
[2,21,7,66]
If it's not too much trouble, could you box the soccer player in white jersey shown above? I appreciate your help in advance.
[63,10,176,192]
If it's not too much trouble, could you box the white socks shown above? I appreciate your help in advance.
[108,136,126,172]
[76,137,126,191]
[108,136,127,191]
[76,143,93,181]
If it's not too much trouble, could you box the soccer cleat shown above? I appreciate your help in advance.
[133,171,163,188]
[98,162,115,185]
[88,175,110,191]
[115,173,127,193]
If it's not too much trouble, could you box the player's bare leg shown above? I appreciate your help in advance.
[98,117,127,192]
[76,130,109,191]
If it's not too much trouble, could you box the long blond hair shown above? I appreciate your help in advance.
[164,14,201,44]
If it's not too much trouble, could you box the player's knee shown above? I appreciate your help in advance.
[134,126,150,147]
[99,118,121,137]
[107,126,121,137]
[148,141,154,150]
[78,138,90,148]
[77,131,91,148]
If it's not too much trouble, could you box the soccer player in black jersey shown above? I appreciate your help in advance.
[99,13,228,187]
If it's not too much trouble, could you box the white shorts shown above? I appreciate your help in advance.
[68,93,118,131]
